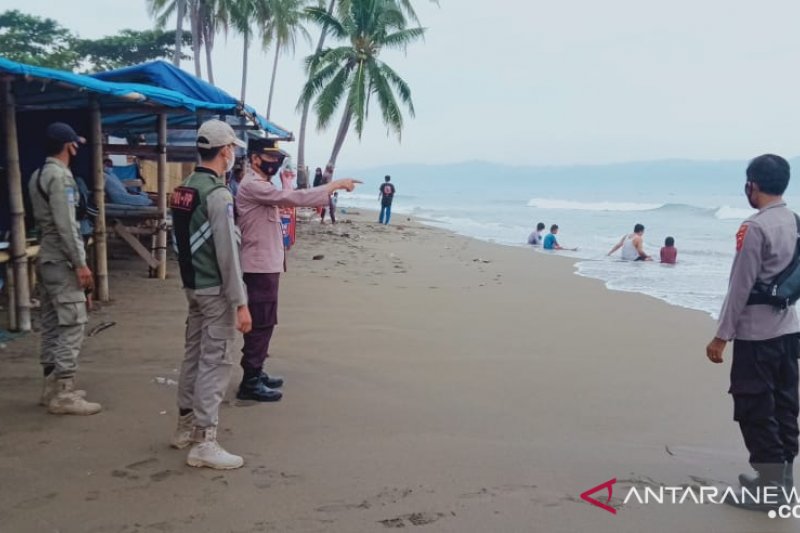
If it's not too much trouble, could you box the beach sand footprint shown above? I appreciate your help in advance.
[13,491,58,510]
[250,466,302,490]
[316,487,415,514]
[378,512,445,528]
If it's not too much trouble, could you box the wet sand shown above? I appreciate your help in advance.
[0,210,794,532]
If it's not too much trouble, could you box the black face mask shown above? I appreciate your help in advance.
[745,182,758,209]
[259,160,281,176]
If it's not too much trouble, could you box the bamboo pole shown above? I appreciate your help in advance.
[90,98,109,301]
[3,79,31,332]
[6,263,16,331]
[156,113,168,279]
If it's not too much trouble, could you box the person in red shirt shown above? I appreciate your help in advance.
[660,236,677,264]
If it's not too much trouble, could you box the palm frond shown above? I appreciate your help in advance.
[313,65,351,129]
[377,60,414,117]
[296,61,341,111]
[304,45,354,74]
[366,59,403,138]
[305,6,347,39]
[348,60,369,137]
[382,27,426,51]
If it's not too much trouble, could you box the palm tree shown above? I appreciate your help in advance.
[295,0,434,184]
[199,0,231,84]
[296,0,334,186]
[227,0,268,101]
[146,0,202,77]
[260,0,312,120]
[298,0,425,167]
[148,0,203,76]
[174,0,187,66]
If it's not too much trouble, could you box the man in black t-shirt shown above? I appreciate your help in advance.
[378,175,396,225]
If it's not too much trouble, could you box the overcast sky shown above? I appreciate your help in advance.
[8,0,800,169]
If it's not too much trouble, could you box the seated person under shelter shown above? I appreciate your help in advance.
[104,158,153,207]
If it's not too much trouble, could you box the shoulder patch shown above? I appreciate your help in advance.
[735,224,749,252]
[227,203,234,219]
[171,186,198,212]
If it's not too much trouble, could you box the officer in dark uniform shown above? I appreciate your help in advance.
[707,154,800,505]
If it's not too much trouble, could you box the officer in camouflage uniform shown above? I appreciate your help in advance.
[169,119,252,470]
[29,122,101,416]
[707,154,800,508]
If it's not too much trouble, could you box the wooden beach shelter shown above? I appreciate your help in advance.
[0,58,292,331]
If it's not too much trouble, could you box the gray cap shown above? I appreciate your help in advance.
[196,119,246,149]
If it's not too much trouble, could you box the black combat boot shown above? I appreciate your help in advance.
[259,371,284,389]
[733,463,787,512]
[237,376,283,402]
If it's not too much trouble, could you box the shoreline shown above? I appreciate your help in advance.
[389,207,722,321]
[0,210,777,533]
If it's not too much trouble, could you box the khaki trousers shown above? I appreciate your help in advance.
[177,290,236,428]
[38,261,87,378]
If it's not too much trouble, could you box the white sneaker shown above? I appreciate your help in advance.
[170,412,195,449]
[40,373,85,406]
[186,427,243,470]
[47,378,101,416]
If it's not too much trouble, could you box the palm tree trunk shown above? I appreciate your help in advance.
[240,31,249,101]
[204,35,215,84]
[265,41,281,120]
[297,0,336,188]
[190,3,202,78]
[328,105,352,168]
[203,14,215,84]
[174,0,185,66]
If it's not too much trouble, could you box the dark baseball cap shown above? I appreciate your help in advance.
[46,122,86,144]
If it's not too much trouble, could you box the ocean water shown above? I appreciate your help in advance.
[337,161,800,318]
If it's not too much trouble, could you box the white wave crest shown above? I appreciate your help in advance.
[714,206,755,220]
[526,198,663,211]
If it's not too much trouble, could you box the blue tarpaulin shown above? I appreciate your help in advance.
[0,57,292,138]
[92,61,292,138]
[0,57,292,233]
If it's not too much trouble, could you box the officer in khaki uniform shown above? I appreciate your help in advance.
[707,154,800,508]
[29,122,101,416]
[169,119,252,470]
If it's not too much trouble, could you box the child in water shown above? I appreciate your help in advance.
[660,236,677,264]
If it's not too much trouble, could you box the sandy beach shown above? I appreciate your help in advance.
[0,210,795,532]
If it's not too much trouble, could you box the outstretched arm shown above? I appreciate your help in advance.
[608,236,625,256]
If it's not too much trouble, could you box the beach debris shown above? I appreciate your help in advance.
[154,377,178,387]
[665,445,675,456]
[87,321,116,337]
[313,254,325,260]
[472,258,492,264]
[159,410,167,415]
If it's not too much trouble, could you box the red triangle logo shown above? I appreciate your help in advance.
[580,478,617,515]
